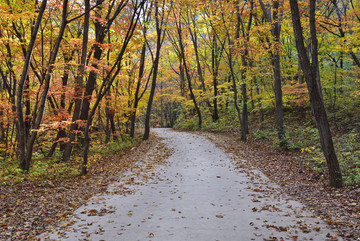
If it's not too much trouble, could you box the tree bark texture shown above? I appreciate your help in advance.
[143,1,163,140]
[211,34,220,122]
[272,0,286,147]
[241,83,248,141]
[289,0,343,188]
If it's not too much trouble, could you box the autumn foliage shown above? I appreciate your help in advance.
[0,0,359,187]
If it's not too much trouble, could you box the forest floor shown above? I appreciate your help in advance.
[0,129,359,240]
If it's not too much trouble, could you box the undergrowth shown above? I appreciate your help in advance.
[0,135,141,186]
[251,121,360,185]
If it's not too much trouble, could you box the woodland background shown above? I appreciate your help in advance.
[0,0,359,193]
[1,0,360,239]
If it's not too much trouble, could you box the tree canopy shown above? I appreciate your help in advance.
[1,0,360,188]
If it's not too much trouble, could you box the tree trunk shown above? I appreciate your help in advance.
[15,0,46,170]
[232,75,242,130]
[298,60,304,84]
[273,49,285,146]
[189,23,206,93]
[241,83,248,141]
[255,78,264,122]
[260,0,286,147]
[63,0,90,161]
[130,43,147,138]
[272,0,286,147]
[175,10,202,128]
[188,20,213,111]
[25,0,69,167]
[223,20,242,131]
[290,0,343,188]
[182,53,202,128]
[211,34,219,122]
[79,37,104,123]
[105,107,116,143]
[179,61,186,97]
[143,3,163,140]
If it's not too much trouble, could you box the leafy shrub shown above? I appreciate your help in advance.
[173,114,200,131]
[252,129,268,140]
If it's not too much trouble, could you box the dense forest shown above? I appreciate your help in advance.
[0,0,359,189]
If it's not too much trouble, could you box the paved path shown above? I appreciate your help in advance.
[39,129,340,241]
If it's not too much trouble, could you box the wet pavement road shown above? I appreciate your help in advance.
[38,129,341,241]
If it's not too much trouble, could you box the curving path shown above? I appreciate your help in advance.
[38,129,341,241]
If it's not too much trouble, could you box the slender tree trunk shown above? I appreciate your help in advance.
[59,55,72,152]
[230,70,242,129]
[272,0,286,147]
[236,0,253,140]
[273,49,285,146]
[241,84,248,141]
[255,78,264,122]
[16,0,68,170]
[223,20,242,131]
[79,39,104,122]
[179,61,186,97]
[24,77,31,138]
[24,0,69,168]
[250,77,254,110]
[105,107,116,143]
[189,24,206,93]
[211,34,219,122]
[129,109,137,138]
[130,43,147,138]
[260,0,286,147]
[298,60,304,84]
[16,0,46,170]
[63,0,90,161]
[349,51,360,68]
[105,109,111,144]
[181,52,202,128]
[143,4,163,140]
[175,10,202,128]
[188,20,213,110]
[240,55,249,137]
[290,0,343,188]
